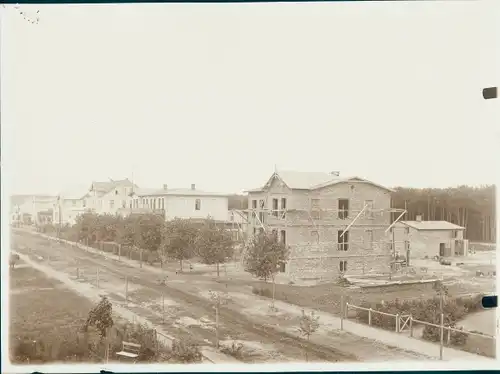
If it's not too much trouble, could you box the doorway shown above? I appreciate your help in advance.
[439,243,445,257]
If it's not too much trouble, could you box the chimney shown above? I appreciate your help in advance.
[191,184,196,190]
[163,184,168,191]
[416,214,422,222]
[330,171,340,176]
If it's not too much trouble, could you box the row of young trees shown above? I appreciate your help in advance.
[65,212,290,282]
[391,185,495,242]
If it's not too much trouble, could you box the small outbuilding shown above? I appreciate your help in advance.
[396,215,468,259]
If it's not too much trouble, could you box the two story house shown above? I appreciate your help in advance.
[84,178,137,215]
[246,170,407,282]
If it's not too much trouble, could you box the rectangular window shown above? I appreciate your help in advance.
[281,198,287,219]
[109,200,114,208]
[337,230,349,251]
[252,200,257,209]
[338,199,349,219]
[365,229,373,250]
[339,260,347,273]
[259,212,265,224]
[259,199,265,209]
[129,201,132,208]
[272,198,279,217]
[364,200,374,219]
[279,261,286,273]
[195,199,201,211]
[122,200,126,208]
[280,230,286,245]
[311,230,319,243]
[253,227,256,235]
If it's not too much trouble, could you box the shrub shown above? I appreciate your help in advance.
[251,286,272,298]
[354,293,483,347]
[220,341,244,359]
[170,339,202,363]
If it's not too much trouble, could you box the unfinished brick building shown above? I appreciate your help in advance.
[245,170,407,282]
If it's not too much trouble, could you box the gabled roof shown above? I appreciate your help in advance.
[90,178,136,195]
[401,220,465,231]
[248,170,393,193]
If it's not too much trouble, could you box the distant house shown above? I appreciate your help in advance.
[84,179,137,215]
[54,186,89,226]
[395,215,468,259]
[10,194,57,225]
[124,184,229,222]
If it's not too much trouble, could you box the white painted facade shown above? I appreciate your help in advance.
[127,185,229,222]
[53,198,86,226]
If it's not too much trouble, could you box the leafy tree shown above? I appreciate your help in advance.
[244,231,289,309]
[244,232,289,282]
[297,309,320,362]
[196,219,234,277]
[83,296,114,362]
[161,218,198,272]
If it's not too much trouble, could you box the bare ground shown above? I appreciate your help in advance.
[11,230,433,362]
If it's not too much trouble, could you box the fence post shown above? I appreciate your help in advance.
[396,313,399,332]
[125,276,129,305]
[340,295,344,331]
[96,268,100,288]
[439,313,444,360]
[410,315,413,337]
[368,308,372,326]
[162,294,165,323]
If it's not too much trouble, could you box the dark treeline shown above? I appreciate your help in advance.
[392,185,496,243]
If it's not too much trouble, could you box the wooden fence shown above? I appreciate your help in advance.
[342,300,496,360]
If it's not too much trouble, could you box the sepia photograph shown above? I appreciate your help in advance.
[1,0,498,372]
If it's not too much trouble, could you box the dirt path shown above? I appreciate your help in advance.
[12,232,357,363]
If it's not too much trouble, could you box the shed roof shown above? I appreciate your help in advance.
[401,220,465,231]
[132,187,229,198]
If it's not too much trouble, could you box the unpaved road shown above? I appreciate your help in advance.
[11,230,430,362]
[12,231,357,363]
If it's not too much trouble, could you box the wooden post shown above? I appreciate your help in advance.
[368,308,372,326]
[410,315,413,337]
[125,276,129,304]
[439,313,444,360]
[396,313,399,332]
[272,277,276,309]
[447,326,451,345]
[340,295,344,330]
[215,303,220,349]
[96,268,100,288]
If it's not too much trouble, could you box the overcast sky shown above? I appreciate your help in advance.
[2,1,499,196]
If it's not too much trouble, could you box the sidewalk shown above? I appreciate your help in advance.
[21,230,494,361]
